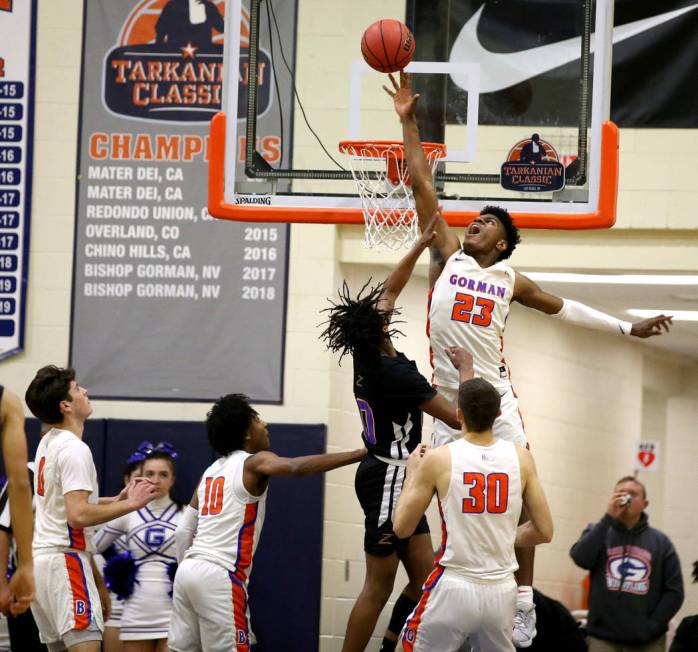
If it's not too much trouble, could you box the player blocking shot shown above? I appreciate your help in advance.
[385,70,673,647]
[321,215,474,652]
[167,394,366,652]
[393,378,553,652]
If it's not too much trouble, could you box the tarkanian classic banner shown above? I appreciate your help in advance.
[71,0,295,401]
[0,0,35,360]
[411,0,698,127]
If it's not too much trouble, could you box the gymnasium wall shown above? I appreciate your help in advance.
[1,3,697,652]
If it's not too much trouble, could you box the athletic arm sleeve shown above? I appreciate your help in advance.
[58,440,97,494]
[552,298,633,335]
[569,515,614,569]
[175,505,198,562]
[647,540,685,635]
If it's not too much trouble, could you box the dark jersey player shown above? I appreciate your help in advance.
[322,214,473,652]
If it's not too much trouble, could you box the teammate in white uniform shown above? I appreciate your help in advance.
[393,378,553,651]
[385,70,672,646]
[168,393,366,652]
[24,366,157,652]
[95,447,182,651]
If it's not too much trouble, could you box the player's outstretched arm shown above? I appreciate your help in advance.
[514,447,553,547]
[419,346,474,430]
[245,448,366,480]
[514,272,673,337]
[394,445,440,538]
[377,211,439,312]
[384,72,460,282]
[64,480,158,530]
[0,389,34,613]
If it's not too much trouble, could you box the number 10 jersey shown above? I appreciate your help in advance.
[429,251,515,391]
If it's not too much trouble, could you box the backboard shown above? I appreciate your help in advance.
[209,0,620,229]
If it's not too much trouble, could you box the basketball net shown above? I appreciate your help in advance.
[339,141,447,250]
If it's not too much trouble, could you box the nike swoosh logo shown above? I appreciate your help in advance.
[450,3,698,93]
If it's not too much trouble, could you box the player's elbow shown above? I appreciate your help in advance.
[540,525,553,544]
[392,513,411,539]
[65,507,89,530]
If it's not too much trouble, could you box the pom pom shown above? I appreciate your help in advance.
[103,550,138,600]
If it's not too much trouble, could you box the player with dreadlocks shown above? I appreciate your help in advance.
[322,213,474,652]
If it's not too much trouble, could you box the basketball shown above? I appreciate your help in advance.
[361,19,415,73]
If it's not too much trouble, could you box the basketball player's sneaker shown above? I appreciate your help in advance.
[513,602,537,647]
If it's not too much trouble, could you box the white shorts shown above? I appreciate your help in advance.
[431,385,526,447]
[168,557,253,652]
[31,551,104,645]
[400,566,517,652]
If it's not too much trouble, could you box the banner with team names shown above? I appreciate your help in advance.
[71,0,294,401]
[0,0,35,360]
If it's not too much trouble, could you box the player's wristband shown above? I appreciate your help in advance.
[552,298,632,335]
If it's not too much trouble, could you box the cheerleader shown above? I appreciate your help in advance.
[95,443,182,652]
[97,444,147,652]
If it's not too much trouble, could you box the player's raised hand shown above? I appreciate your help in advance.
[445,346,473,373]
[383,71,419,121]
[406,443,429,476]
[415,209,441,250]
[126,477,158,509]
[630,314,673,338]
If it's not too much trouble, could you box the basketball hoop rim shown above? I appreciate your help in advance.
[338,139,447,159]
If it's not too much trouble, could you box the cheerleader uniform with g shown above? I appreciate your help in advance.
[94,496,182,640]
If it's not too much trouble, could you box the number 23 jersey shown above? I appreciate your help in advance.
[429,251,515,391]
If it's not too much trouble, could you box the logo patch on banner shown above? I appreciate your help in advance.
[500,134,565,192]
[101,0,270,122]
[0,0,13,13]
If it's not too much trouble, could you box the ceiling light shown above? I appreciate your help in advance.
[627,310,698,322]
[525,273,698,286]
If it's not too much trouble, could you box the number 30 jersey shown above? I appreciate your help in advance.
[439,437,522,581]
[429,251,515,391]
[185,450,267,581]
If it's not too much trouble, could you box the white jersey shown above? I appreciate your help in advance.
[33,428,99,554]
[185,450,267,580]
[438,437,522,581]
[429,251,516,390]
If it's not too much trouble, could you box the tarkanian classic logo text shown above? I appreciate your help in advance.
[500,133,565,193]
[103,0,270,123]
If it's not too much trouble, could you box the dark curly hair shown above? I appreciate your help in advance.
[25,365,76,425]
[320,280,403,365]
[206,394,258,456]
[480,205,521,261]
